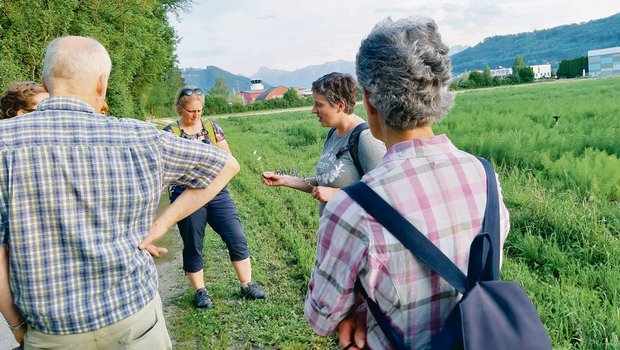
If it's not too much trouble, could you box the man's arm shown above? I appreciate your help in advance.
[138,154,240,255]
[0,246,26,344]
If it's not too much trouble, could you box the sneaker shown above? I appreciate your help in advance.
[195,288,214,309]
[240,282,268,300]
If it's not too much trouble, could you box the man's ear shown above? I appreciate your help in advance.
[96,74,108,98]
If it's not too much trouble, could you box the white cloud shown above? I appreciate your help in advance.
[170,0,620,76]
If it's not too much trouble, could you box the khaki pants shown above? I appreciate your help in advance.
[25,293,172,350]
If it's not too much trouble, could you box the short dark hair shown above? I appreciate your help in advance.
[311,72,358,114]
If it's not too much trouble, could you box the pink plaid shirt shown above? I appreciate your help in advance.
[304,134,510,349]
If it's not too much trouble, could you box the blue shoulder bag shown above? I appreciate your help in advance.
[342,157,552,350]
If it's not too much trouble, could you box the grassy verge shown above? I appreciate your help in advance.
[165,78,620,349]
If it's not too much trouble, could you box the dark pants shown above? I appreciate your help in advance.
[170,187,250,273]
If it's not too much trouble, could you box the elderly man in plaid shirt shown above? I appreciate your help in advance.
[0,36,239,349]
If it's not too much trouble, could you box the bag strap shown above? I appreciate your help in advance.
[342,157,499,348]
[330,123,369,177]
[469,157,501,283]
[348,123,369,176]
[172,119,217,145]
[343,183,469,294]
[202,119,217,145]
[343,157,500,291]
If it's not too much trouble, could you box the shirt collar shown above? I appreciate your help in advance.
[382,134,457,162]
[37,96,96,114]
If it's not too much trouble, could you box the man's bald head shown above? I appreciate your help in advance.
[42,36,112,98]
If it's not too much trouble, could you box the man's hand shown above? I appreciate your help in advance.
[337,309,367,350]
[138,218,170,257]
[12,328,25,344]
[141,244,169,258]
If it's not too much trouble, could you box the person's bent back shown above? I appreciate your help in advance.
[0,36,237,349]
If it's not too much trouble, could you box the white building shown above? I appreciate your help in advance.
[490,67,512,78]
[531,64,552,79]
[249,79,264,91]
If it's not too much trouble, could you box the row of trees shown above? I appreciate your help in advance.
[0,0,188,120]
[201,77,313,116]
[451,55,535,90]
[556,56,588,79]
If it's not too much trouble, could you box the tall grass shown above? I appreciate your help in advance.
[166,78,620,349]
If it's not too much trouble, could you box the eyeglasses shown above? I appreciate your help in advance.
[180,105,202,115]
[180,88,204,97]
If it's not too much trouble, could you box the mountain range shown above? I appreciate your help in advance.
[450,12,620,74]
[181,13,620,90]
[181,66,272,94]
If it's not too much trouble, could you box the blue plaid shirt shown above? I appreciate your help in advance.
[0,97,228,334]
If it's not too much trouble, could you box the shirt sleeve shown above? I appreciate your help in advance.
[357,130,386,174]
[304,191,367,336]
[158,130,228,188]
[210,121,226,142]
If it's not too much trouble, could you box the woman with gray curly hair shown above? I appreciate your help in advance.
[304,17,510,349]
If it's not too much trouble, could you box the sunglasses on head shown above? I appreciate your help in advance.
[180,88,204,97]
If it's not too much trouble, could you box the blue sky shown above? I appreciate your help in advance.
[169,0,620,76]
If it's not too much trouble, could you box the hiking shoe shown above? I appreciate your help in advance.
[240,282,268,300]
[195,288,214,309]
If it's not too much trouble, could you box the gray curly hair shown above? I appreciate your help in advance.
[356,17,454,130]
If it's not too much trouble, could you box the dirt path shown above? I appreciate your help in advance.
[152,196,187,346]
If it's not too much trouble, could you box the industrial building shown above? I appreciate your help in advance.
[588,46,620,77]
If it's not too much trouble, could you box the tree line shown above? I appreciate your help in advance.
[451,54,590,90]
[202,77,313,116]
[0,0,188,120]
[451,55,535,90]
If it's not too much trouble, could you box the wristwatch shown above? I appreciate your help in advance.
[8,319,27,332]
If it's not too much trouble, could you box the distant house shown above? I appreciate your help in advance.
[531,64,552,79]
[490,67,512,78]
[588,46,620,78]
[240,78,289,104]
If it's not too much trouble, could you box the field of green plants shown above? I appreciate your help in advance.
[166,77,620,349]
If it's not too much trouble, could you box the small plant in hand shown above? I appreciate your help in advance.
[253,150,264,173]
[275,168,315,189]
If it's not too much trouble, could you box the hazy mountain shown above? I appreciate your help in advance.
[449,45,470,56]
[181,13,620,91]
[253,60,356,88]
[450,12,620,74]
[181,66,272,93]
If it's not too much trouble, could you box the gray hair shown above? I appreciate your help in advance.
[356,17,454,129]
[43,36,112,92]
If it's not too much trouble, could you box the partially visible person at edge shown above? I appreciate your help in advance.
[0,81,49,119]
[162,85,267,309]
[262,72,386,215]
[0,36,239,349]
[304,17,510,349]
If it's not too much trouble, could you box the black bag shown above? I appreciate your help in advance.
[326,123,368,176]
[342,157,552,350]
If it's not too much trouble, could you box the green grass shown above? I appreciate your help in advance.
[166,77,620,349]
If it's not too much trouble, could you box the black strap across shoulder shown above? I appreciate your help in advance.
[328,123,369,177]
[342,157,499,348]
